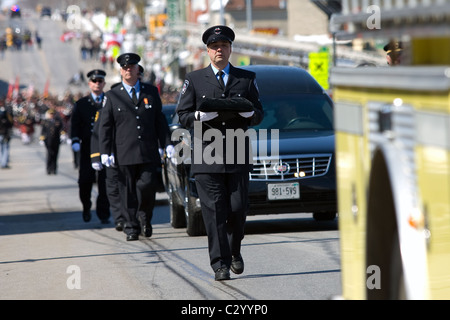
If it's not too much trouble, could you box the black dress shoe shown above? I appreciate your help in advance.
[215,267,230,281]
[82,210,91,222]
[126,233,139,241]
[115,221,124,231]
[141,224,152,237]
[231,255,244,274]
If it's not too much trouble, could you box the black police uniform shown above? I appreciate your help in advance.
[91,103,124,231]
[71,70,110,223]
[176,25,264,275]
[40,110,63,174]
[0,104,13,169]
[99,54,171,239]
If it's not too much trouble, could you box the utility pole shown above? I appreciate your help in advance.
[246,0,252,31]
[219,0,225,25]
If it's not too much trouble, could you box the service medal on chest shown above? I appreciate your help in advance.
[144,98,151,109]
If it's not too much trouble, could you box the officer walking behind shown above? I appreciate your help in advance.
[384,40,402,66]
[176,25,264,280]
[0,99,14,169]
[40,108,63,174]
[71,70,110,224]
[90,97,125,232]
[98,53,172,241]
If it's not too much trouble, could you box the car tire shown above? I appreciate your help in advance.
[313,211,336,221]
[184,178,206,236]
[169,186,186,228]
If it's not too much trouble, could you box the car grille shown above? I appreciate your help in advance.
[250,154,332,181]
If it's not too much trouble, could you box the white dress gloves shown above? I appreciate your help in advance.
[101,154,115,167]
[239,111,254,118]
[195,110,253,120]
[195,111,218,121]
[91,162,103,171]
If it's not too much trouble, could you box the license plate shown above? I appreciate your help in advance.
[267,183,300,200]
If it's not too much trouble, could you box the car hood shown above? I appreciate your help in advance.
[252,130,335,158]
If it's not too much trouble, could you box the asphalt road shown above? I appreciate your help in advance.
[0,131,341,302]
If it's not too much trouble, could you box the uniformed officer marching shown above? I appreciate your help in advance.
[176,25,264,280]
[90,88,125,232]
[40,108,63,174]
[71,69,110,223]
[98,53,172,241]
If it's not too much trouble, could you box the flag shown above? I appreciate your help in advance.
[43,78,50,98]
[6,80,13,100]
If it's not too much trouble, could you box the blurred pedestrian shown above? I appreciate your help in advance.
[0,99,14,169]
[98,53,172,241]
[71,69,110,224]
[40,108,63,174]
[35,31,42,49]
[176,25,264,280]
[384,40,402,66]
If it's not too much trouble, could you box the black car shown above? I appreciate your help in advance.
[162,104,176,124]
[155,104,177,193]
[163,65,336,236]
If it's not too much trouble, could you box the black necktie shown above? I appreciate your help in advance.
[217,71,225,89]
[131,87,138,105]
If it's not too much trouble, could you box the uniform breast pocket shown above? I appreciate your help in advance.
[114,106,131,119]
[228,91,247,99]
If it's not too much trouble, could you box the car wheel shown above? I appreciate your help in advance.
[313,211,336,221]
[184,178,206,236]
[169,185,186,228]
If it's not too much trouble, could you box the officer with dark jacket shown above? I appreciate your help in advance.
[0,100,13,169]
[40,109,63,174]
[98,53,172,241]
[176,25,264,280]
[90,95,124,232]
[71,69,110,224]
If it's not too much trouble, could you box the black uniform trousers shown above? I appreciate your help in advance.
[45,143,60,174]
[119,163,158,235]
[105,166,124,224]
[195,172,249,272]
[78,144,109,220]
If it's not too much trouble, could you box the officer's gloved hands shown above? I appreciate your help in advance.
[109,154,115,167]
[101,154,109,166]
[92,162,103,171]
[72,142,80,152]
[101,154,116,167]
[239,111,254,118]
[165,145,177,165]
[195,111,218,122]
[165,145,175,158]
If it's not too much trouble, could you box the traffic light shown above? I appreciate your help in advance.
[10,5,21,18]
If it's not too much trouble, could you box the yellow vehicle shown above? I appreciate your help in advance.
[330,0,450,299]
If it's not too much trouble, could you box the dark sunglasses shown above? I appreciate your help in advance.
[91,79,104,83]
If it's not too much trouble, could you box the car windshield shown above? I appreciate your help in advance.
[251,94,333,131]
